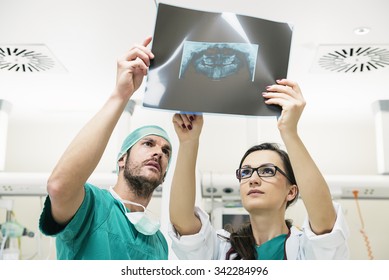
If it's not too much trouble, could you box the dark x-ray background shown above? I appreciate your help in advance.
[143,3,293,117]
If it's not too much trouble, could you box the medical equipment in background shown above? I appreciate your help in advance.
[211,206,249,231]
[0,198,35,260]
[1,221,35,238]
[0,99,12,172]
[352,190,374,260]
[0,171,164,197]
[373,100,389,175]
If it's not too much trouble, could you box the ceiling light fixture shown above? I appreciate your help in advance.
[319,46,389,73]
[311,45,389,73]
[354,27,370,35]
[0,44,66,73]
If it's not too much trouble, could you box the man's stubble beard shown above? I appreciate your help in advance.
[123,156,163,199]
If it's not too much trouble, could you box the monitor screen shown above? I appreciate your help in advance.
[222,214,250,231]
[211,207,250,231]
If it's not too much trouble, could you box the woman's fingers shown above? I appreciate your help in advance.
[173,113,201,130]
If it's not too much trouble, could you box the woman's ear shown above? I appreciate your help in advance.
[287,184,298,202]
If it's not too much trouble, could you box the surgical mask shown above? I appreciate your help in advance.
[109,187,160,235]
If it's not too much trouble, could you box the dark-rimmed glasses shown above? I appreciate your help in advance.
[236,164,294,183]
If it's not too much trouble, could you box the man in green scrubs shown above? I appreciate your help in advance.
[39,37,172,259]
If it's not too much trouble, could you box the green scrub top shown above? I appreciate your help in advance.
[39,183,168,260]
[255,234,287,260]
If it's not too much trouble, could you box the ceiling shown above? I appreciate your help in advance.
[1,0,389,119]
[1,0,389,176]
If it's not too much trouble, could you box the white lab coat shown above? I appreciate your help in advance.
[169,202,349,260]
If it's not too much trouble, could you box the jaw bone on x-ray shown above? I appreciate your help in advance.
[179,42,258,82]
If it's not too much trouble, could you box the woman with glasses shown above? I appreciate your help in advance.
[169,79,349,260]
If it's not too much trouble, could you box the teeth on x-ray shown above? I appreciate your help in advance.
[194,47,241,79]
[179,42,258,81]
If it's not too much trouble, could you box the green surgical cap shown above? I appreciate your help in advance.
[116,125,172,173]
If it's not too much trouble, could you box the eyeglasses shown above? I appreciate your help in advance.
[236,164,294,183]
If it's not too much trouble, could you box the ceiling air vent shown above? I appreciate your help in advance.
[312,45,389,73]
[0,44,66,73]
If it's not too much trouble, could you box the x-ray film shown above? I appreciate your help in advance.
[143,3,293,117]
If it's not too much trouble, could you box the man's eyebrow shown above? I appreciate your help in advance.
[142,137,155,142]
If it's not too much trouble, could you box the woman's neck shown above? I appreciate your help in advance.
[249,211,289,246]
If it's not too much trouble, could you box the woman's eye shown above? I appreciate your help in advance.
[260,167,274,175]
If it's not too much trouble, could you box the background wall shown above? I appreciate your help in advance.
[1,106,388,260]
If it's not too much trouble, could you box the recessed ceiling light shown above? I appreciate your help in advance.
[354,27,370,35]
